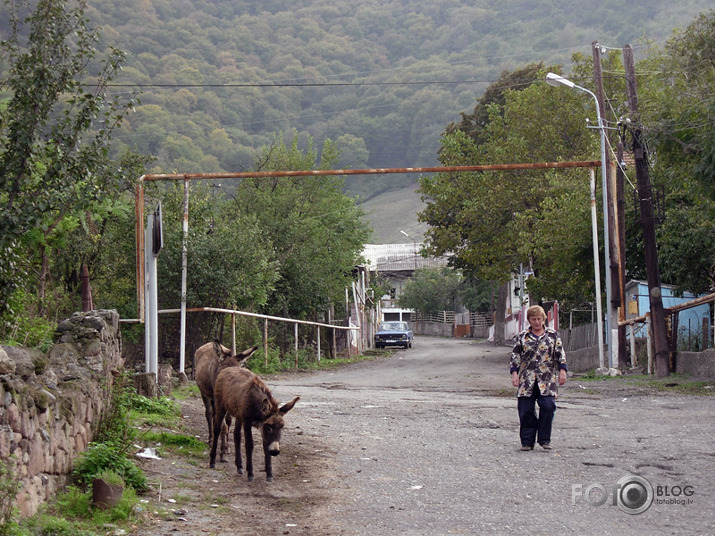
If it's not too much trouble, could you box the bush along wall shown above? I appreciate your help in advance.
[0,309,123,517]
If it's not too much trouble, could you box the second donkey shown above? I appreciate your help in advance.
[210,367,299,481]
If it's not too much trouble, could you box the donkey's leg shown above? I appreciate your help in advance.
[264,444,273,482]
[243,422,255,481]
[209,405,227,469]
[234,420,243,475]
[202,395,213,446]
[219,414,231,462]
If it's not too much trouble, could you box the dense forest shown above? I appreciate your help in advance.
[9,0,706,200]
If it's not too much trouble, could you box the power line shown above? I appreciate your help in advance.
[106,79,493,88]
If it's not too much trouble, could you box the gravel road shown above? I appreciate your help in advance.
[136,336,715,535]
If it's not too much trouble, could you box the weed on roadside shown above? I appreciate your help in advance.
[574,370,714,395]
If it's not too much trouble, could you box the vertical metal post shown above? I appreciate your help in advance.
[179,179,189,374]
[352,282,361,353]
[592,43,617,368]
[546,73,612,367]
[231,313,236,355]
[590,169,606,369]
[294,323,299,368]
[331,328,337,360]
[264,318,269,368]
[646,312,653,375]
[316,325,321,363]
[145,215,158,376]
[135,179,145,322]
[599,108,614,368]
[144,217,151,374]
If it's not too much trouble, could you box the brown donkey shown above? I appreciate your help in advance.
[194,341,258,461]
[210,367,299,481]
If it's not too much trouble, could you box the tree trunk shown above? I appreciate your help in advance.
[492,282,509,346]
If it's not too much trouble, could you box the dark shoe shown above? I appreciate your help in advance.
[539,443,552,450]
[521,445,534,451]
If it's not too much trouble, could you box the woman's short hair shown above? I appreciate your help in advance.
[526,305,546,321]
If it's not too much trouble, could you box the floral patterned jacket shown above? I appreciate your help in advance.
[510,328,567,398]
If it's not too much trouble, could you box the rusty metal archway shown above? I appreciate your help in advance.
[134,159,599,321]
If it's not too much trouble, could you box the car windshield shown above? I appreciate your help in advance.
[380,322,407,331]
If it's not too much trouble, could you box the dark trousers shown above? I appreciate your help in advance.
[517,387,556,446]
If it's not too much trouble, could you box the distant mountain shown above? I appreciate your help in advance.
[360,182,429,244]
[3,0,709,203]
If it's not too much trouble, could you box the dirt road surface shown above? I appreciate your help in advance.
[134,336,715,535]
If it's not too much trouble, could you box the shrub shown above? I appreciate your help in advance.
[0,458,20,536]
[72,443,147,492]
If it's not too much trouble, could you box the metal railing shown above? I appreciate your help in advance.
[159,306,359,369]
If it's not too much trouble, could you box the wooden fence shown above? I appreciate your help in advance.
[560,322,600,352]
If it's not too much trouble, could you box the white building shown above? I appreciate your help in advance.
[361,243,450,322]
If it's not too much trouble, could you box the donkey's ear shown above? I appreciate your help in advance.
[261,397,272,415]
[279,396,300,415]
[237,345,259,358]
[213,340,231,361]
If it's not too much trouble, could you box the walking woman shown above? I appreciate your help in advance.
[510,305,567,450]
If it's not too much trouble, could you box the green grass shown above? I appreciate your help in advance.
[575,370,714,396]
[295,350,389,371]
[138,430,207,458]
[172,383,200,400]
[128,395,182,428]
[16,485,143,536]
[645,377,714,396]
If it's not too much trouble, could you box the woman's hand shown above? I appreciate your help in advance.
[558,368,567,385]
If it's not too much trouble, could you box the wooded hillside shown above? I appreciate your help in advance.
[65,0,712,199]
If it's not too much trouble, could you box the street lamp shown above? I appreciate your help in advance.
[400,230,418,270]
[546,72,611,368]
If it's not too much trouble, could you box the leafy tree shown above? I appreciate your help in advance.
[53,150,154,320]
[156,182,279,313]
[638,11,715,201]
[656,193,715,294]
[232,131,372,320]
[421,67,601,311]
[0,0,138,319]
[457,276,499,313]
[397,267,462,315]
[633,11,715,293]
[147,181,280,350]
[446,63,546,145]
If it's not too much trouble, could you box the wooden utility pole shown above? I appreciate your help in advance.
[615,142,629,369]
[592,42,619,364]
[623,44,670,377]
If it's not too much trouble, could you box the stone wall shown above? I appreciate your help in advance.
[565,345,602,373]
[412,321,453,338]
[0,309,123,517]
[558,345,715,378]
[675,348,715,378]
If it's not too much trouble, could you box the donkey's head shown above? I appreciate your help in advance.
[261,396,300,457]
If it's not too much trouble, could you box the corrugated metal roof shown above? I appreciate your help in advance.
[361,243,450,272]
